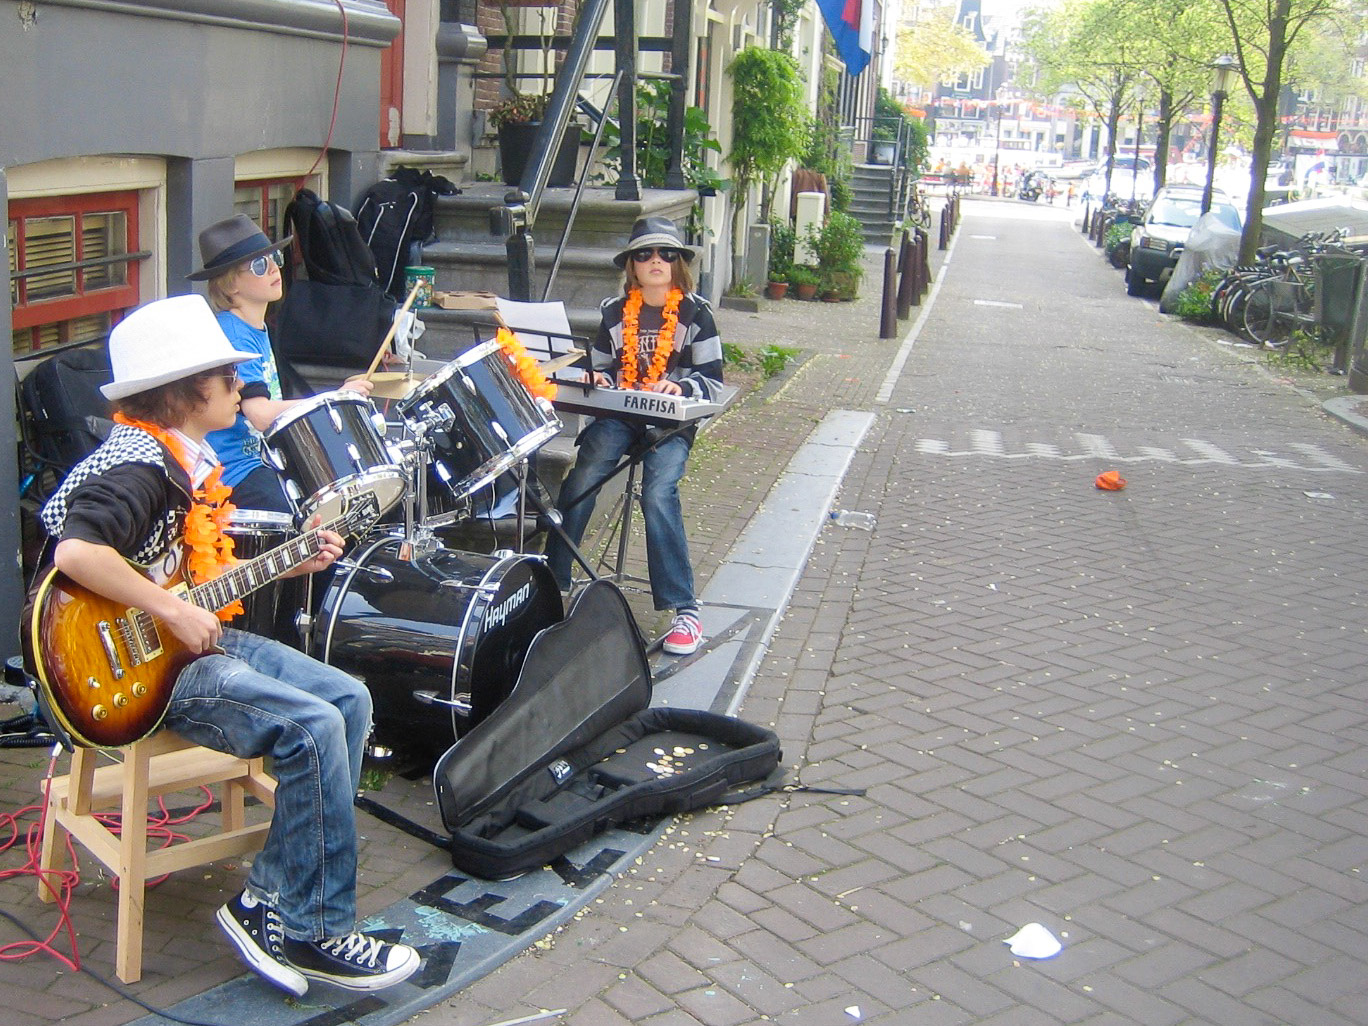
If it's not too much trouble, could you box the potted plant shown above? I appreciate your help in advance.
[490,92,580,187]
[807,211,865,301]
[726,47,808,286]
[787,265,820,300]
[767,219,795,299]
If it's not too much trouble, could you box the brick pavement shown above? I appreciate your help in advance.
[4,198,1368,1025]
[420,201,1368,1025]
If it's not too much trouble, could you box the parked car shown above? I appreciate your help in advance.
[1126,184,1242,296]
[1083,165,1155,206]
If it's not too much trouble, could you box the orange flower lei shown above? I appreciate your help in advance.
[112,413,243,621]
[619,288,682,390]
[495,326,559,401]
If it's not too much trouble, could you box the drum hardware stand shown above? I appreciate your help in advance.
[412,689,473,716]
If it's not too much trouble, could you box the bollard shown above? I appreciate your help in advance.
[896,230,915,319]
[939,205,949,249]
[1080,200,1091,233]
[916,227,931,296]
[880,248,898,339]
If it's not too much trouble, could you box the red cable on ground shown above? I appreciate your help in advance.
[0,751,83,970]
[0,751,217,969]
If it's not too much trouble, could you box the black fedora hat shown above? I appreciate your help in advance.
[187,214,292,281]
[612,216,700,269]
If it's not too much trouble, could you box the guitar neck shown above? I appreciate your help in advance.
[188,509,351,613]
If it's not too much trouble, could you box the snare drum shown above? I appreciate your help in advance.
[313,535,563,755]
[396,340,560,505]
[262,391,407,526]
[224,510,307,646]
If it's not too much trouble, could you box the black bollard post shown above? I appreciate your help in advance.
[896,230,915,318]
[880,248,898,339]
[939,205,949,249]
[917,227,931,295]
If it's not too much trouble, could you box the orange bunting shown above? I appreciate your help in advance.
[495,326,558,401]
[113,413,244,620]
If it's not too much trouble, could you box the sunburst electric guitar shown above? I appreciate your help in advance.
[23,494,379,749]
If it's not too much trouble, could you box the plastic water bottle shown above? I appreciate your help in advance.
[830,509,876,531]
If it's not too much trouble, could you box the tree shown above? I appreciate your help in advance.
[894,9,990,90]
[1112,0,1229,193]
[727,47,808,285]
[1020,0,1149,198]
[1216,0,1357,263]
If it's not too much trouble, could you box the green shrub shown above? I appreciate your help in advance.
[1170,268,1224,322]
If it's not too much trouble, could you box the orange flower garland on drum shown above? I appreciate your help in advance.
[112,413,244,621]
[495,326,558,401]
[620,288,682,390]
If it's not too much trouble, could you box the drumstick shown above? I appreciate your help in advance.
[363,281,424,382]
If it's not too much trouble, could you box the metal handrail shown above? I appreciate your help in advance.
[542,69,625,301]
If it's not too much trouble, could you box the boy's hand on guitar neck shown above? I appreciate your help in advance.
[283,516,345,579]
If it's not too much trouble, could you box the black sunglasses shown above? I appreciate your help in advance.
[630,247,682,264]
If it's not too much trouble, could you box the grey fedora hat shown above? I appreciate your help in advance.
[612,216,700,269]
[187,214,292,281]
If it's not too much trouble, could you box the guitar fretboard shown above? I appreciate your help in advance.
[185,502,368,614]
[191,531,325,612]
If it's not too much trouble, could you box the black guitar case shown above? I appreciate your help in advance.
[434,580,781,880]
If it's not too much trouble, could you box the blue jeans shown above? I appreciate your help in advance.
[164,629,371,941]
[545,418,696,611]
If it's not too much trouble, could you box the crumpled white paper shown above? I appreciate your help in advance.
[1004,922,1062,959]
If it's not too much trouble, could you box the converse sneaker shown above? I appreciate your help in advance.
[282,930,420,992]
[662,610,703,656]
[215,890,308,997]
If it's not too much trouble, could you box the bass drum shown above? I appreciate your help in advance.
[312,535,563,756]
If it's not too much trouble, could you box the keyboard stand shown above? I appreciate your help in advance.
[556,420,698,597]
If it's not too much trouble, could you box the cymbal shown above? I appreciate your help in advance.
[366,371,424,399]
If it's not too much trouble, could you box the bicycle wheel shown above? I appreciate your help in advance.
[1241,279,1279,344]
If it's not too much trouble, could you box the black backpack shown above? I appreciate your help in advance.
[282,188,380,288]
[274,189,396,369]
[355,167,459,300]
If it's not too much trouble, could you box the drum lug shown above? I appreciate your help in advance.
[460,374,478,394]
[262,444,286,472]
[370,411,388,436]
[414,690,472,715]
[346,443,366,475]
[334,558,395,582]
[328,404,344,432]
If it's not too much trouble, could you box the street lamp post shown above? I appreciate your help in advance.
[1201,55,1238,215]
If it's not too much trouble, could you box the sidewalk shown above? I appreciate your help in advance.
[435,199,1368,1025]
[6,198,1368,1025]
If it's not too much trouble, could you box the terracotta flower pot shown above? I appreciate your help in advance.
[765,280,789,300]
[795,282,819,300]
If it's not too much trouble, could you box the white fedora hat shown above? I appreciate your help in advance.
[101,295,256,401]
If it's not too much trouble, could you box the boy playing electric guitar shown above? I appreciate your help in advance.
[37,295,418,995]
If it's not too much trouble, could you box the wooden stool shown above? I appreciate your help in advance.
[38,730,276,982]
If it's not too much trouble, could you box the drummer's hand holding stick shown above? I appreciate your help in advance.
[359,281,425,384]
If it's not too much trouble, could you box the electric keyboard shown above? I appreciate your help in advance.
[552,384,736,423]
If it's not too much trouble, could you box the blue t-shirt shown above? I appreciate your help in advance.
[207,312,283,487]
